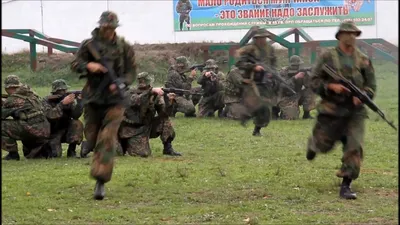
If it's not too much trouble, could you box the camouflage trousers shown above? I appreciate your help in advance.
[171,96,196,117]
[179,14,190,24]
[46,120,84,157]
[224,102,245,120]
[198,91,225,117]
[1,117,51,158]
[307,113,365,180]
[299,88,316,112]
[84,103,125,183]
[240,85,272,127]
[278,89,316,120]
[118,117,175,157]
[191,87,203,106]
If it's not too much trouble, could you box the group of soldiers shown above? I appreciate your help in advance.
[2,11,376,201]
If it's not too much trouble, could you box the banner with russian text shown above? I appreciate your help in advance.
[173,0,375,31]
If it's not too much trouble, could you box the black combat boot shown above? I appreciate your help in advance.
[179,22,183,31]
[163,139,182,156]
[306,148,316,161]
[3,151,20,161]
[252,126,262,136]
[93,180,105,200]
[303,111,314,119]
[339,177,357,200]
[67,144,77,158]
[80,141,90,158]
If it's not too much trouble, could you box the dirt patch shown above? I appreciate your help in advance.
[361,168,396,176]
[340,217,398,225]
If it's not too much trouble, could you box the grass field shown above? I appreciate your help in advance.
[2,57,398,224]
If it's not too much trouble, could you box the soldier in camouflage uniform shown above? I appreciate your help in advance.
[277,55,316,120]
[223,66,246,120]
[165,56,197,117]
[118,72,181,157]
[235,28,279,136]
[197,59,226,117]
[41,79,84,158]
[176,0,192,31]
[306,21,376,200]
[71,11,137,200]
[2,75,51,160]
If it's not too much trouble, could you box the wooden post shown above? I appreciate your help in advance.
[48,47,53,56]
[228,46,239,70]
[202,46,209,62]
[29,32,37,71]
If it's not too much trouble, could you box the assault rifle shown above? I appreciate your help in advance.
[161,87,203,96]
[86,41,127,99]
[299,67,312,73]
[2,105,31,120]
[247,55,296,95]
[47,90,82,101]
[322,63,397,131]
[188,64,205,72]
[2,93,8,98]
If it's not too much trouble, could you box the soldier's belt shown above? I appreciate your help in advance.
[19,111,44,120]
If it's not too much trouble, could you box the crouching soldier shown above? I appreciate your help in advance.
[42,79,84,158]
[2,75,51,160]
[118,72,181,157]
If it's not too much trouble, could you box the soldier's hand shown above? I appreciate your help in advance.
[353,96,362,106]
[109,84,118,95]
[327,83,351,94]
[86,62,108,73]
[294,72,305,79]
[152,88,164,96]
[77,94,82,100]
[61,94,75,105]
[254,65,264,72]
[205,71,212,77]
[167,93,176,100]
[190,70,197,78]
[242,78,252,84]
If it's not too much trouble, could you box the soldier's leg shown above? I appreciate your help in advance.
[271,106,280,120]
[336,114,366,200]
[65,119,84,158]
[175,96,196,117]
[151,117,180,156]
[225,103,246,120]
[82,105,102,158]
[179,15,184,31]
[252,104,271,136]
[198,98,215,117]
[48,131,64,158]
[125,134,151,157]
[186,16,191,30]
[1,121,23,160]
[278,97,300,120]
[300,89,316,119]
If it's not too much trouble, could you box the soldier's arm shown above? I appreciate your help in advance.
[130,89,153,108]
[197,72,207,86]
[71,99,84,120]
[361,56,377,99]
[187,1,193,11]
[235,46,256,71]
[309,51,331,96]
[71,39,91,76]
[42,98,65,120]
[217,71,226,89]
[1,96,24,119]
[176,2,181,13]
[121,41,137,87]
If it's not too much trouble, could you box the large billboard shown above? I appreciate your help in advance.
[173,0,375,31]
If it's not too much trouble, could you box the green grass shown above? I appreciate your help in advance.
[2,59,398,224]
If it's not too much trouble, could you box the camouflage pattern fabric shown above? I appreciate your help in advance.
[191,86,202,106]
[307,46,376,180]
[2,85,51,158]
[71,23,135,183]
[118,88,175,157]
[223,66,244,120]
[176,0,192,29]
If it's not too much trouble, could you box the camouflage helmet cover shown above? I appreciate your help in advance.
[289,55,304,66]
[4,75,22,88]
[252,28,270,38]
[51,79,70,93]
[98,11,120,28]
[175,56,190,69]
[137,72,154,86]
[335,21,361,40]
[204,59,218,69]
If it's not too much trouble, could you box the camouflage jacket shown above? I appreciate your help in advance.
[310,47,376,116]
[42,96,83,131]
[224,67,244,103]
[279,66,311,97]
[165,67,194,90]
[176,0,192,14]
[71,28,137,106]
[2,85,46,124]
[197,71,225,96]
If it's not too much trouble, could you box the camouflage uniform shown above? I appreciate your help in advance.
[71,11,137,200]
[176,0,192,31]
[223,66,246,120]
[306,21,376,200]
[197,59,226,117]
[118,72,181,157]
[235,28,279,136]
[41,79,84,158]
[2,75,51,160]
[277,55,316,120]
[165,56,196,117]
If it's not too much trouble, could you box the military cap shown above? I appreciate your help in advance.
[252,28,270,38]
[51,79,70,93]
[4,75,22,88]
[137,72,154,86]
[98,11,120,28]
[204,59,218,69]
[335,21,362,40]
[289,55,304,66]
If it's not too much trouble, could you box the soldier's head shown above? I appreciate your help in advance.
[289,55,303,71]
[175,56,190,73]
[204,59,218,73]
[4,75,22,95]
[137,72,154,90]
[252,28,269,46]
[51,79,70,95]
[336,21,361,48]
[98,11,119,38]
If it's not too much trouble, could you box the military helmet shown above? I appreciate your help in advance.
[137,72,154,86]
[335,21,361,40]
[175,56,190,68]
[4,75,22,88]
[289,55,304,66]
[51,79,70,93]
[204,59,218,69]
[252,28,269,38]
[98,11,120,28]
